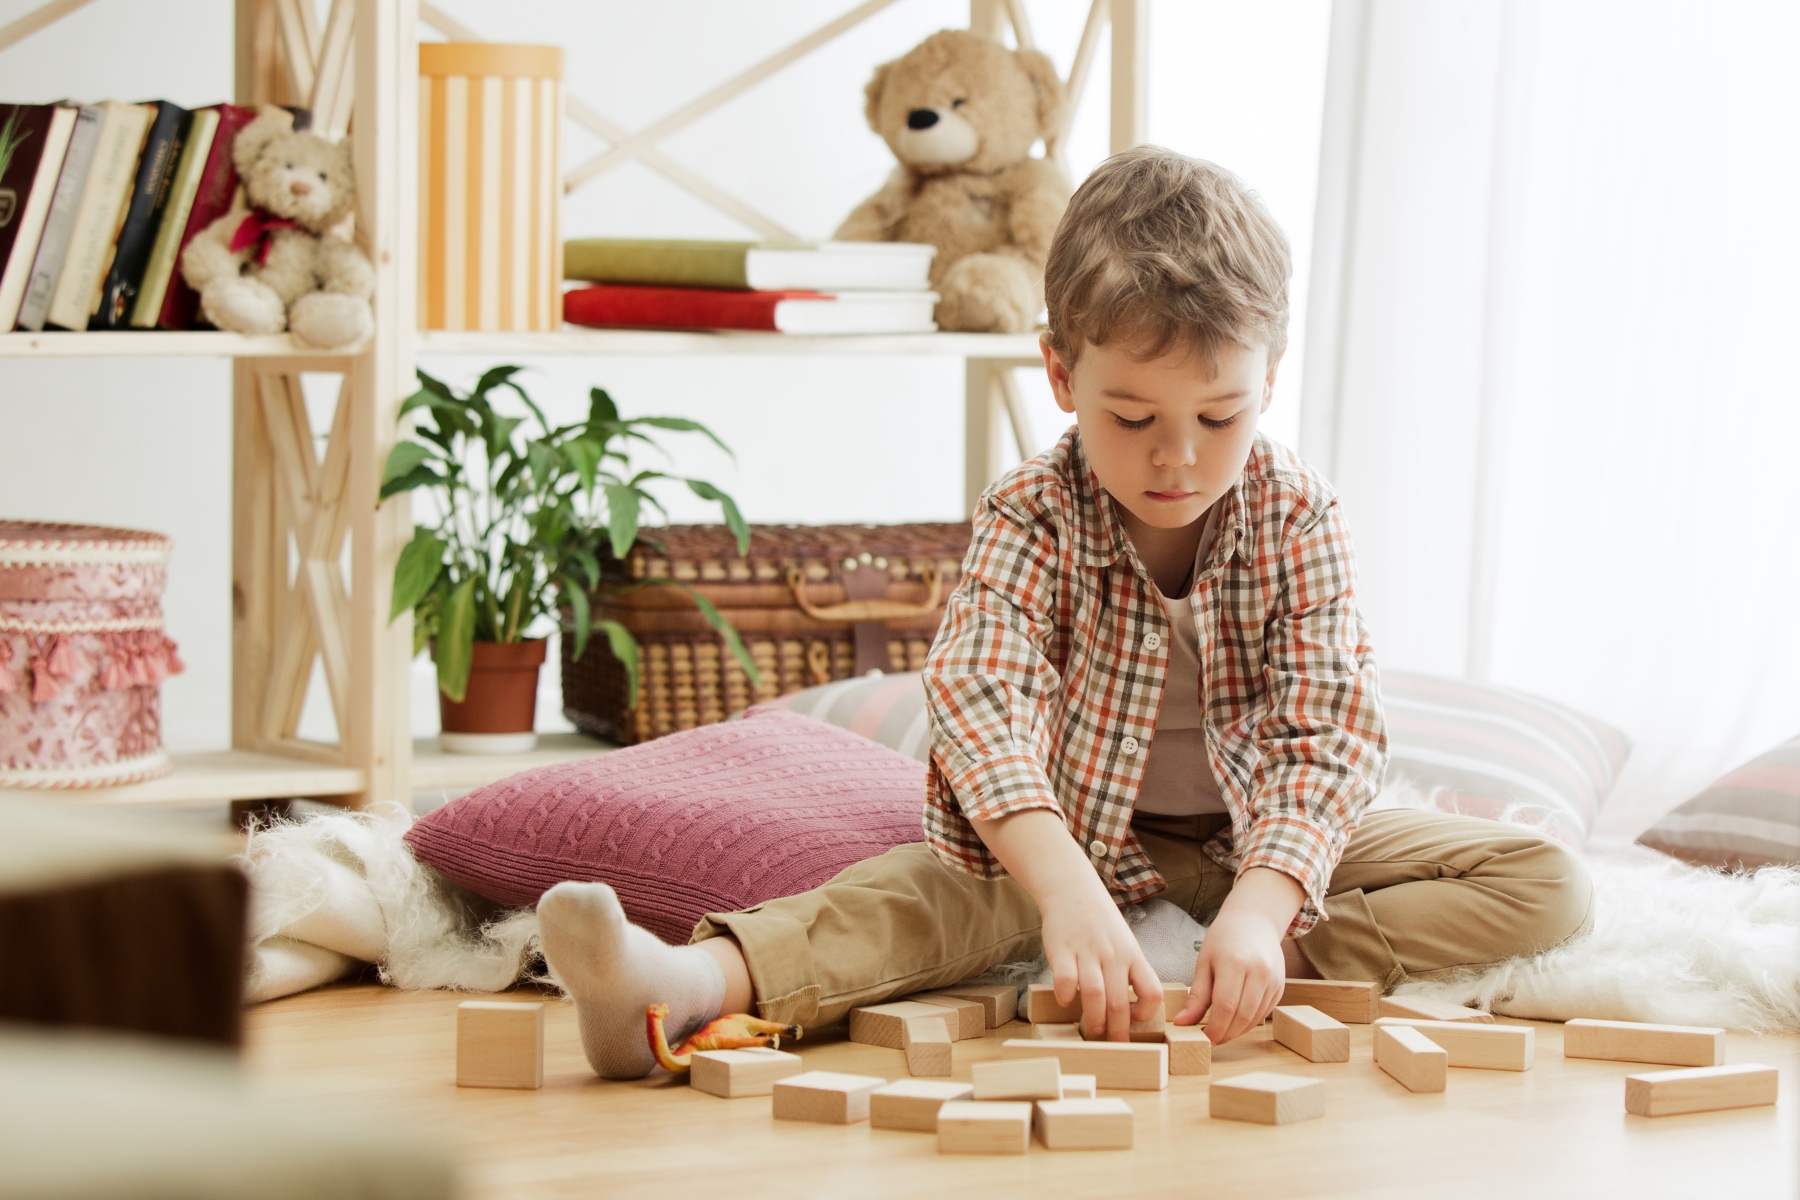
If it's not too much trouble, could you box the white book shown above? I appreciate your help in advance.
[0,106,79,329]
[744,242,937,292]
[768,290,938,335]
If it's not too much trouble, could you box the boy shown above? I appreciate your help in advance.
[539,148,1594,1078]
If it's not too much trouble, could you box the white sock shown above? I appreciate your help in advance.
[1126,898,1209,985]
[537,881,725,1080]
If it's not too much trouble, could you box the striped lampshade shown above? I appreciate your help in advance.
[418,42,563,331]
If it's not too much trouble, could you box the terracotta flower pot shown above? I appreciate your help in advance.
[438,638,547,755]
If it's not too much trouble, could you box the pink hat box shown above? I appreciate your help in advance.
[0,521,185,789]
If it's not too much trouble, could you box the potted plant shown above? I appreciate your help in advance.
[381,366,756,753]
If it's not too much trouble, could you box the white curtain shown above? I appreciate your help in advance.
[1300,0,1800,840]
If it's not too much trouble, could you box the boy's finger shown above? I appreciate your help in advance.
[1049,950,1079,1009]
[1078,960,1109,1039]
[1176,959,1212,1026]
[1205,969,1246,1044]
[1127,957,1164,1023]
[1103,960,1133,1042]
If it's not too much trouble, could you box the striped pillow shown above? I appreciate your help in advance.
[764,669,1631,847]
[1638,734,1800,869]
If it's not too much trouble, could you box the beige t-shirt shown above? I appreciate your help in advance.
[1133,505,1229,817]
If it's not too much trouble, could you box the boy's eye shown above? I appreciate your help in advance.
[1113,414,1153,431]
[1200,414,1239,430]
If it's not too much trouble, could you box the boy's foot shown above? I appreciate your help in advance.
[537,881,725,1079]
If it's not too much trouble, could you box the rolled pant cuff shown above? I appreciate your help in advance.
[1296,887,1407,992]
[691,908,821,1027]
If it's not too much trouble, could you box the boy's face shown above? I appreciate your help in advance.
[1042,335,1277,532]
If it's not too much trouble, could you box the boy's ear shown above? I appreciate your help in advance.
[1261,354,1282,413]
[1041,335,1077,414]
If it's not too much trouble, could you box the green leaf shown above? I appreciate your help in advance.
[595,619,641,710]
[389,530,446,621]
[381,441,438,487]
[570,547,601,589]
[630,415,735,460]
[563,580,591,658]
[379,463,444,500]
[435,576,479,702]
[686,479,750,556]
[588,387,620,427]
[676,585,761,688]
[563,437,602,497]
[604,482,640,559]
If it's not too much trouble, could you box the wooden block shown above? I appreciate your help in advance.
[1162,983,1189,1021]
[689,1047,804,1098]
[907,994,985,1039]
[1624,1063,1778,1117]
[1059,1073,1097,1098]
[1375,1024,1448,1094]
[1278,979,1380,1024]
[1165,1026,1212,1076]
[771,1071,888,1124]
[869,1080,974,1132]
[1272,1005,1350,1064]
[455,1001,543,1090]
[922,983,1017,1028]
[1031,1022,1082,1040]
[1034,1098,1135,1150]
[971,1055,1063,1101]
[1373,1019,1535,1071]
[902,1015,952,1077]
[937,1101,1032,1154]
[1024,984,1080,1024]
[848,1001,958,1049]
[1379,994,1495,1024]
[1208,1072,1327,1125]
[1002,1039,1167,1091]
[1564,1019,1726,1068]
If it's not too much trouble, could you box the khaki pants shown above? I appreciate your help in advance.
[692,808,1594,1028]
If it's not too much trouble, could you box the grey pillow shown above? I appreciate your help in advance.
[1639,733,1800,869]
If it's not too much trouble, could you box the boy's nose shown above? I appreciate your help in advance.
[907,108,940,130]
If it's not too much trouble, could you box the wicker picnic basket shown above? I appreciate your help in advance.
[561,522,971,744]
[0,521,184,788]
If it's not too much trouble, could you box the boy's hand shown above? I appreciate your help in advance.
[1038,884,1164,1042]
[968,809,1162,1041]
[1175,867,1305,1044]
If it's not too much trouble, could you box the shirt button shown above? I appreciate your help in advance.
[1090,839,1108,856]
[1143,633,1162,651]
[1121,735,1140,755]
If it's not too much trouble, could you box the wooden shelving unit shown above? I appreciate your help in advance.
[0,0,1143,811]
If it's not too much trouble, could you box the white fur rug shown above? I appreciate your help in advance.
[240,804,1800,1033]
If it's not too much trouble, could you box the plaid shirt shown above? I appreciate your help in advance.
[922,428,1387,935]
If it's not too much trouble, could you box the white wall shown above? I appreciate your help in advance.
[0,0,1330,751]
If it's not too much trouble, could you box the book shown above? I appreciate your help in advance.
[129,107,218,327]
[16,103,102,332]
[0,104,78,330]
[563,238,937,293]
[94,100,190,329]
[45,100,153,331]
[562,283,939,335]
[155,103,259,330]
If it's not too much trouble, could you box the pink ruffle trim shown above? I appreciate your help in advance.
[0,630,184,705]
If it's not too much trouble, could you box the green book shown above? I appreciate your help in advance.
[129,106,218,327]
[562,237,935,293]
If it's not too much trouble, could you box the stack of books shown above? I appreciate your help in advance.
[0,100,264,333]
[560,238,939,335]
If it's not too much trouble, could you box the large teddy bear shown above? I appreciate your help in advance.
[836,30,1070,333]
[181,113,374,349]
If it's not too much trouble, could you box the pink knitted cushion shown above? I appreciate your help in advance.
[403,707,927,944]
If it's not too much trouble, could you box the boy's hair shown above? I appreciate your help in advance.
[1044,146,1291,369]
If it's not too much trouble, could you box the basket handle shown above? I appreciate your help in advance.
[784,563,942,623]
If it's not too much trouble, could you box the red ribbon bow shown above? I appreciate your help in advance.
[230,208,300,266]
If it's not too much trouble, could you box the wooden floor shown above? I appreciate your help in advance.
[246,984,1797,1200]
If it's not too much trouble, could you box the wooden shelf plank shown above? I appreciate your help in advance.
[0,749,364,806]
[0,331,363,358]
[0,733,612,807]
[409,733,613,792]
[418,327,1044,359]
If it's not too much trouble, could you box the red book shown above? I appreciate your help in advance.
[561,283,936,335]
[156,103,257,330]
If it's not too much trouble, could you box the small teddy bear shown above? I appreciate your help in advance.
[836,30,1070,333]
[180,112,374,349]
